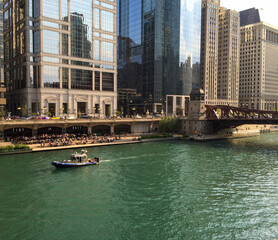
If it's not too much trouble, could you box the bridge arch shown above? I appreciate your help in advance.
[4,128,33,138]
[66,126,88,135]
[114,124,131,135]
[92,125,111,136]
[37,127,62,135]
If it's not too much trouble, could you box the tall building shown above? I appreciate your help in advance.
[239,9,278,110]
[201,0,240,106]
[0,0,6,111]
[118,0,202,113]
[217,7,240,106]
[4,0,117,117]
[200,0,220,104]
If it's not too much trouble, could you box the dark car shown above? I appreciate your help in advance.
[11,116,20,119]
[80,115,91,119]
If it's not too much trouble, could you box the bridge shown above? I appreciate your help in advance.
[0,118,160,138]
[205,105,278,130]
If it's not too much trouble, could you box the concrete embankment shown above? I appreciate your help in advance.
[0,137,180,155]
[190,132,260,142]
[190,124,278,142]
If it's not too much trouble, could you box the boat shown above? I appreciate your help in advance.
[51,150,100,168]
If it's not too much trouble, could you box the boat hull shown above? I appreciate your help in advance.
[51,161,98,168]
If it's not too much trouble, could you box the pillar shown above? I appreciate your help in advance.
[33,125,38,137]
[110,124,114,136]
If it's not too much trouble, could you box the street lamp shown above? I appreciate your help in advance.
[17,107,21,117]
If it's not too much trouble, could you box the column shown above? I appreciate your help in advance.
[110,123,114,136]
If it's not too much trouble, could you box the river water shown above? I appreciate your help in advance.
[1,133,278,240]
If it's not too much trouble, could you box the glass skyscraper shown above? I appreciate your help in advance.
[118,0,201,113]
[4,0,117,117]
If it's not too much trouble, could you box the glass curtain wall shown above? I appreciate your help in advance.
[118,0,201,109]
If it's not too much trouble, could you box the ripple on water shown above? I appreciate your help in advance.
[1,137,278,239]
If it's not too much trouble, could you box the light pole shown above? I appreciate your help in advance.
[17,107,21,117]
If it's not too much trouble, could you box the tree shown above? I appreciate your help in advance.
[159,117,181,133]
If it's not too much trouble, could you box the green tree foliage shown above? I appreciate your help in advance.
[159,117,181,133]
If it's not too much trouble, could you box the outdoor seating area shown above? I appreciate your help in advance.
[8,133,117,148]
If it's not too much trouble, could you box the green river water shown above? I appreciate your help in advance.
[1,133,278,240]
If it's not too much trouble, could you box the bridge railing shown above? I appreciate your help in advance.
[205,105,278,120]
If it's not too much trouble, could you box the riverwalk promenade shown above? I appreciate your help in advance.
[0,117,161,138]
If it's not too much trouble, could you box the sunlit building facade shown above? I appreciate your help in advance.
[118,0,201,113]
[4,0,117,117]
[239,20,278,110]
[0,0,6,110]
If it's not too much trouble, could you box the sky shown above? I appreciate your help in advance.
[221,0,278,26]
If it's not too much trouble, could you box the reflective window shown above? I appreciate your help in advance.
[101,10,114,32]
[102,72,114,91]
[43,0,59,20]
[43,57,59,63]
[102,65,114,70]
[102,34,114,40]
[94,8,100,29]
[43,30,59,54]
[33,0,39,18]
[101,2,114,10]
[71,69,92,90]
[94,71,100,91]
[70,0,93,59]
[94,40,100,60]
[62,68,69,88]
[33,30,40,53]
[44,65,60,88]
[29,30,33,53]
[62,33,68,56]
[43,21,59,28]
[61,0,68,21]
[101,42,114,62]
[30,65,34,87]
[71,0,93,59]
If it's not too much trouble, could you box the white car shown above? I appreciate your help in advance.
[67,115,76,120]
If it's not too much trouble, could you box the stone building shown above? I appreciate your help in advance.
[239,9,278,110]
[201,0,240,106]
[3,0,117,117]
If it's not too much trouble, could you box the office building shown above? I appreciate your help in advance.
[118,0,202,113]
[239,9,278,110]
[200,0,220,104]
[201,0,240,106]
[4,0,117,117]
[0,0,6,111]
[217,7,240,106]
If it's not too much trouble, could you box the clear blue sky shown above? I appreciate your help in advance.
[221,0,278,27]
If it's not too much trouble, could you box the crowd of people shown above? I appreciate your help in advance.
[9,133,118,147]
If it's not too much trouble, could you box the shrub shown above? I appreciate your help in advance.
[14,144,30,150]
[159,117,181,133]
[0,145,30,152]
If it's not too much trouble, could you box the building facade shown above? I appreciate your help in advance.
[217,7,240,106]
[4,0,117,117]
[0,0,6,112]
[239,20,278,110]
[200,0,220,104]
[201,0,240,106]
[118,0,201,114]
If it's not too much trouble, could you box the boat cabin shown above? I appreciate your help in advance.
[70,150,89,163]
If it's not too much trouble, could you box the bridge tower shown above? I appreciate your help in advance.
[182,89,214,135]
